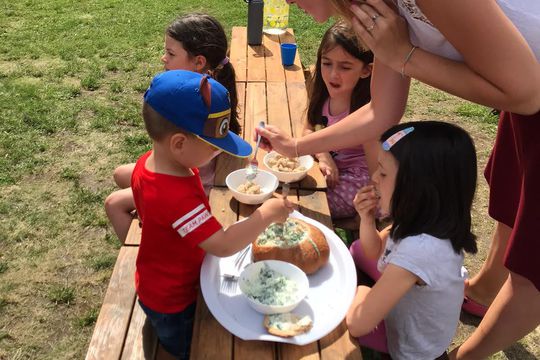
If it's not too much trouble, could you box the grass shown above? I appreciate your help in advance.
[0,1,538,359]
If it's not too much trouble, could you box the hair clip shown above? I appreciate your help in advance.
[382,127,414,151]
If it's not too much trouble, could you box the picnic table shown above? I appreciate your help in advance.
[86,27,362,360]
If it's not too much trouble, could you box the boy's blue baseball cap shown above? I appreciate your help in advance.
[144,70,252,158]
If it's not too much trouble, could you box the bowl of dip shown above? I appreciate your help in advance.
[238,260,309,314]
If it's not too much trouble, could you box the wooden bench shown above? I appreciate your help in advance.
[86,27,362,360]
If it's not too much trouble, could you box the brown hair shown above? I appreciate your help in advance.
[166,13,241,135]
[307,21,373,129]
[142,102,192,141]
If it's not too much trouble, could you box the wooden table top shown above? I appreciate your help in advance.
[189,27,361,360]
[86,27,361,360]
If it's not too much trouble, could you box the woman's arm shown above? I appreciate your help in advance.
[257,60,410,159]
[353,0,540,114]
[346,264,417,336]
[297,60,410,155]
[415,0,540,114]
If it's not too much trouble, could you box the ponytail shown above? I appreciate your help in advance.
[213,62,241,135]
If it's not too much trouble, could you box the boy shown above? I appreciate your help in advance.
[133,70,293,359]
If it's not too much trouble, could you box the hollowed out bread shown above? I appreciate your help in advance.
[264,313,313,337]
[252,218,330,274]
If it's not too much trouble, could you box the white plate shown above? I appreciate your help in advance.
[200,210,357,345]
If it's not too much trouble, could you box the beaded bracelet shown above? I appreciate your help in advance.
[401,45,418,78]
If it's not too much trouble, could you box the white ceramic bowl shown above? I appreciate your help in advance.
[238,260,309,315]
[225,169,279,205]
[263,151,314,183]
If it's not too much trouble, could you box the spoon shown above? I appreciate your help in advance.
[246,121,265,181]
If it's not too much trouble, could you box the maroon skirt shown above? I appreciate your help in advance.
[484,110,540,291]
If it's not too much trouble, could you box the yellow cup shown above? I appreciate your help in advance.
[263,0,289,35]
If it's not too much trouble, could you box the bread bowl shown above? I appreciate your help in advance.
[252,218,329,274]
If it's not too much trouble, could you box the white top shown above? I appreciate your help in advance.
[377,234,466,360]
[397,0,540,61]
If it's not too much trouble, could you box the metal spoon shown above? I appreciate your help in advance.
[246,121,265,181]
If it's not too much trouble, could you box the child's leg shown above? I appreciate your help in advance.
[327,167,371,219]
[139,300,196,360]
[349,240,382,282]
[113,163,135,189]
[104,188,136,243]
[356,320,389,354]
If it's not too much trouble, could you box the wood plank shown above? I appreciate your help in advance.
[245,82,267,167]
[191,188,237,359]
[247,43,266,81]
[234,339,275,360]
[86,246,138,360]
[214,82,249,186]
[190,297,234,360]
[266,82,291,132]
[214,154,248,187]
[124,219,141,246]
[278,343,320,360]
[319,321,362,360]
[279,29,306,83]
[263,33,286,82]
[120,297,158,360]
[285,82,326,190]
[237,81,247,138]
[298,190,333,230]
[209,187,239,226]
[230,27,247,82]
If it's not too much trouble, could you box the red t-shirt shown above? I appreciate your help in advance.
[131,151,222,313]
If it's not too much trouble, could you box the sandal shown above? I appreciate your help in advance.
[461,295,488,318]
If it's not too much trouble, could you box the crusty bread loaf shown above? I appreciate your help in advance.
[252,218,329,274]
[264,312,313,337]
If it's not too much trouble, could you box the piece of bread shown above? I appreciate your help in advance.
[252,218,330,274]
[264,313,313,337]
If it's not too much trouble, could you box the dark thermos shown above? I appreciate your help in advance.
[247,0,264,45]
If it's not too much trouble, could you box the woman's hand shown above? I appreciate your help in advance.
[353,185,379,220]
[350,0,412,72]
[318,155,339,188]
[255,125,297,158]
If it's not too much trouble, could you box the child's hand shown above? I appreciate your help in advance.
[353,185,379,220]
[319,158,339,188]
[260,197,295,223]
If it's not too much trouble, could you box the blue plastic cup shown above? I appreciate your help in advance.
[280,43,297,67]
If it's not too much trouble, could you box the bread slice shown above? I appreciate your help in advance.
[264,312,313,337]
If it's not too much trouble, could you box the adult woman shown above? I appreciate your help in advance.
[257,0,540,358]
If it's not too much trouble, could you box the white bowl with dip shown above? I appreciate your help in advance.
[238,260,309,315]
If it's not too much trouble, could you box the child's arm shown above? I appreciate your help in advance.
[199,197,294,257]
[346,264,418,336]
[353,185,385,259]
[303,127,339,187]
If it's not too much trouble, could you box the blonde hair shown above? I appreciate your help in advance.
[328,0,367,23]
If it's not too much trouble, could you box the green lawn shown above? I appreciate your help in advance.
[0,1,538,359]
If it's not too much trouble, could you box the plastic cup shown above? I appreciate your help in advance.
[280,43,297,67]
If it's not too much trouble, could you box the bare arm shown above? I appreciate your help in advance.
[199,198,293,257]
[346,264,418,336]
[257,60,409,159]
[297,60,410,156]
[353,0,540,114]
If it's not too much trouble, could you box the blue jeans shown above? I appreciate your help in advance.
[138,300,196,359]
